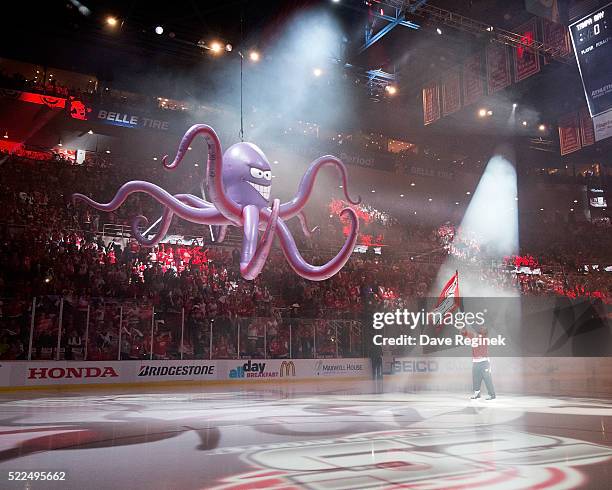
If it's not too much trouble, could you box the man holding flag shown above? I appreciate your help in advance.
[433,271,496,400]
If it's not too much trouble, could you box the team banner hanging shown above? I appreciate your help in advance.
[462,53,484,106]
[579,107,596,147]
[514,19,541,82]
[422,82,441,125]
[442,69,461,116]
[542,18,571,63]
[558,112,582,155]
[486,44,511,94]
[525,0,563,23]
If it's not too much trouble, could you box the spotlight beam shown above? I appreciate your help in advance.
[433,149,519,297]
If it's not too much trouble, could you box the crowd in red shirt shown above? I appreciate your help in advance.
[1,153,610,361]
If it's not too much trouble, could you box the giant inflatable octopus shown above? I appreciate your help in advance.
[73,124,360,281]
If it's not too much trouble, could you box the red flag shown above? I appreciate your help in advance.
[428,271,461,339]
[433,271,461,317]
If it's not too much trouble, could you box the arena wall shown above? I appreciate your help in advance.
[3,357,611,396]
[0,358,371,390]
[388,357,612,397]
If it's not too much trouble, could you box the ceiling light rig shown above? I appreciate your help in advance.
[395,1,564,59]
[385,85,398,95]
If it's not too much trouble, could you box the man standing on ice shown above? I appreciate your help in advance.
[461,325,496,400]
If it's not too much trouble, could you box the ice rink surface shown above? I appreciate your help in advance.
[1,380,611,489]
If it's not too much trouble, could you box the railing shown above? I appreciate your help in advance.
[0,297,365,362]
[102,223,134,239]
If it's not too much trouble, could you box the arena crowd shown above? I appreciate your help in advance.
[0,150,610,361]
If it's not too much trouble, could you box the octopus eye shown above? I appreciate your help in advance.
[263,171,272,181]
[250,168,264,179]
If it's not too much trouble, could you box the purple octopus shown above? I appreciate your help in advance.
[73,124,360,281]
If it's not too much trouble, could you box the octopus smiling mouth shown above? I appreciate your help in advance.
[248,181,271,200]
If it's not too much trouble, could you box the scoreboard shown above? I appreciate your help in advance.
[569,2,612,118]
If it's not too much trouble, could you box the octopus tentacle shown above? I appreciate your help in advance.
[174,194,213,208]
[212,225,228,243]
[177,187,227,243]
[72,181,230,225]
[279,156,361,220]
[130,193,214,247]
[162,124,218,171]
[131,211,173,247]
[297,211,319,238]
[240,199,280,280]
[162,124,242,222]
[271,207,359,281]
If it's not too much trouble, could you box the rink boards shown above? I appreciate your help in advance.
[0,358,370,389]
[2,357,612,396]
[388,357,612,397]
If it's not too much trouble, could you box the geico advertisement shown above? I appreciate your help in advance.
[390,358,468,375]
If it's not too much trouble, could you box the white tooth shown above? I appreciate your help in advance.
[248,181,270,199]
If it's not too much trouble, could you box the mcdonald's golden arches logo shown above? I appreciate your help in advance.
[279,361,296,377]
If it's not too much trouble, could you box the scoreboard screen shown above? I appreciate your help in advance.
[569,2,612,117]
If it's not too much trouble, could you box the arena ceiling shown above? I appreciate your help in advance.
[1,0,611,159]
